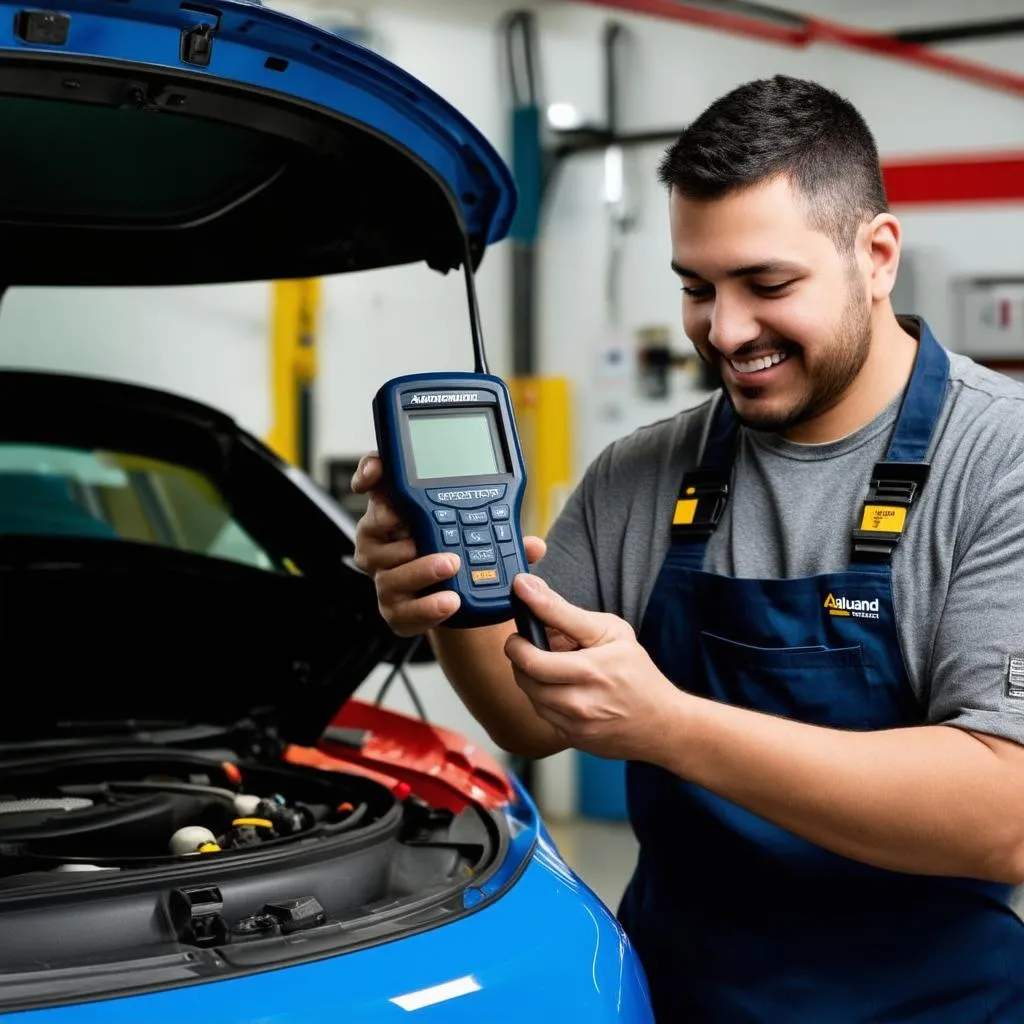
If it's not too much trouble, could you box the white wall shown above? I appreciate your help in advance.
[0,283,272,437]
[2,0,1023,783]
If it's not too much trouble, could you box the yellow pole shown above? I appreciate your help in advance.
[508,376,573,538]
[267,278,321,467]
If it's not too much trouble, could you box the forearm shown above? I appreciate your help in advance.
[428,624,566,759]
[659,690,1024,883]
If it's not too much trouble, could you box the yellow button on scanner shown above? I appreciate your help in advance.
[471,569,499,585]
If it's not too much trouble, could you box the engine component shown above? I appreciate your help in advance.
[262,896,326,934]
[169,826,220,857]
[169,885,228,947]
[0,797,93,815]
[230,910,282,942]
[53,862,118,872]
[253,798,308,836]
[233,794,261,817]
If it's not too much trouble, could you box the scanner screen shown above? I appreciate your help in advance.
[407,410,502,480]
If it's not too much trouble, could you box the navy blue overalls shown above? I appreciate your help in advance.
[618,323,1024,1021]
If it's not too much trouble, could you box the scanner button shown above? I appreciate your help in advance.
[490,504,510,521]
[459,510,489,526]
[433,509,457,524]
[463,528,491,546]
[440,527,460,546]
[504,555,522,582]
[498,542,518,558]
[471,568,500,587]
[493,523,513,543]
[467,546,496,565]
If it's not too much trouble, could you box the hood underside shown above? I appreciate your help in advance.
[0,0,516,285]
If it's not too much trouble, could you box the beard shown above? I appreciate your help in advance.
[720,281,872,434]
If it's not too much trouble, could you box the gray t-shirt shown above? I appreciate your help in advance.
[534,335,1024,745]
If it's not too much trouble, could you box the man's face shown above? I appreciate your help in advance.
[669,175,872,434]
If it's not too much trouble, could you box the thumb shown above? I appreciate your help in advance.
[512,574,613,649]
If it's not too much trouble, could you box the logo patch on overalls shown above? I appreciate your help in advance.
[1006,657,1024,699]
[824,592,880,620]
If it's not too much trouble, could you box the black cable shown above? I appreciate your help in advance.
[375,635,428,721]
[462,234,488,375]
[402,668,429,723]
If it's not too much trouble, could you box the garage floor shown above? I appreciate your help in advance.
[545,817,639,913]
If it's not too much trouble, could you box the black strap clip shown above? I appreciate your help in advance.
[671,467,730,542]
[851,461,930,563]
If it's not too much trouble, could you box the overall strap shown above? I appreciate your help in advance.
[670,393,738,564]
[850,321,950,567]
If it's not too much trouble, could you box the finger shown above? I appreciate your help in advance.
[351,453,382,494]
[504,632,590,686]
[358,536,418,573]
[548,629,580,653]
[387,589,462,635]
[364,492,411,542]
[378,551,461,604]
[511,574,618,649]
[523,535,547,565]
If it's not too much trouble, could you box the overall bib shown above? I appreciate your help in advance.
[619,324,1024,1021]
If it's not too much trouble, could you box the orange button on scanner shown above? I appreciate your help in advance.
[471,569,499,586]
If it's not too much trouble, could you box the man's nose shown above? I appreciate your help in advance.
[707,293,760,355]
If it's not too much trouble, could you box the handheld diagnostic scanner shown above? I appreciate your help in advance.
[372,241,549,648]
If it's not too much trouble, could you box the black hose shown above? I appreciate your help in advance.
[324,802,369,834]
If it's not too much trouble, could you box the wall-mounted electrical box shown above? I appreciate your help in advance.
[953,277,1024,369]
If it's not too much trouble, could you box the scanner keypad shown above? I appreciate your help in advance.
[429,487,521,588]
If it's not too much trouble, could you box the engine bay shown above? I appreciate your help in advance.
[0,751,391,877]
[0,744,501,993]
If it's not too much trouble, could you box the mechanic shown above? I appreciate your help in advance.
[352,75,1024,1020]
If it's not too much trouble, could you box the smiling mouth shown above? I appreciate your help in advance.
[729,350,790,374]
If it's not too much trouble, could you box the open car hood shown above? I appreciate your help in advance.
[0,369,414,745]
[0,0,516,285]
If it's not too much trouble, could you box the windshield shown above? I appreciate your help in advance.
[0,443,279,572]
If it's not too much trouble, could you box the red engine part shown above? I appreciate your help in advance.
[285,699,515,815]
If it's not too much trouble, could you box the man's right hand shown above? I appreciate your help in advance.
[351,452,547,637]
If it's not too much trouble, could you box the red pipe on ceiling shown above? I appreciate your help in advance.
[574,0,1024,99]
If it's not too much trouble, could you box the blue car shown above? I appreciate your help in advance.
[0,0,653,1020]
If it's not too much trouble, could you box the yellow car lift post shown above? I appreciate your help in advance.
[267,278,321,471]
[507,375,572,540]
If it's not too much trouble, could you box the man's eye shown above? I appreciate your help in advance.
[682,285,714,300]
[755,281,793,295]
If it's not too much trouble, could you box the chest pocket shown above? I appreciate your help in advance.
[698,631,895,731]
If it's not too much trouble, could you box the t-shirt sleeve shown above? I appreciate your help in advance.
[531,454,603,613]
[927,456,1024,745]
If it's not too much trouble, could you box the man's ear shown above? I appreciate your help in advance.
[861,213,901,302]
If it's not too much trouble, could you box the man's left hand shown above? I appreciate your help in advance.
[503,574,684,761]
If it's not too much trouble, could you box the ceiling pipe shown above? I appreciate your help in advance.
[573,0,1024,99]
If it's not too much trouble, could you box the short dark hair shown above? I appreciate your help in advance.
[657,75,888,253]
